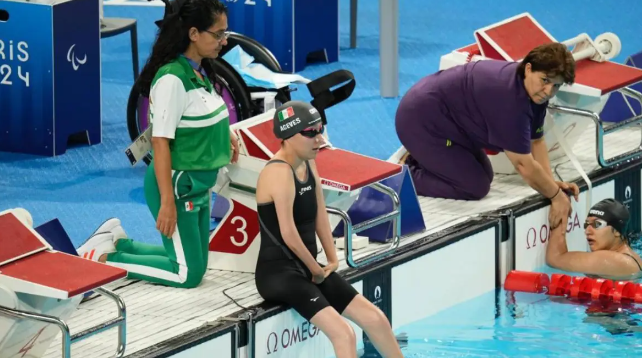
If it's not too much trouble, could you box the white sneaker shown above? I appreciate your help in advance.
[77,233,116,262]
[90,218,128,243]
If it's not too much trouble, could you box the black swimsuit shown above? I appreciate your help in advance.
[254,160,358,321]
[623,253,642,271]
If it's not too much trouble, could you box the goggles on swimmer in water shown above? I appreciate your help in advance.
[586,198,629,234]
[583,218,609,230]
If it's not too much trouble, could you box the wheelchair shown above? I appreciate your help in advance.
[126,0,293,164]
[126,0,355,165]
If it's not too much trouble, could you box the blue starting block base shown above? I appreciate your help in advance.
[224,0,339,73]
[35,218,79,257]
[601,51,642,123]
[332,165,426,243]
[0,0,101,156]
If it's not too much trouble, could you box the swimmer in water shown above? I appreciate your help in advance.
[546,198,642,281]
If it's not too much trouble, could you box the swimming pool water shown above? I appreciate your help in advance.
[395,277,642,357]
[382,242,642,357]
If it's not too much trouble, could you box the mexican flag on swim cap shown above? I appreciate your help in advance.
[588,198,630,234]
[273,101,323,139]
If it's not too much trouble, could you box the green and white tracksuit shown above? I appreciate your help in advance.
[106,56,230,288]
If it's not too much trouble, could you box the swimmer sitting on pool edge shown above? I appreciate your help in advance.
[254,101,404,358]
[546,198,642,281]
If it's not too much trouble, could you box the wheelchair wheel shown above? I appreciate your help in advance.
[220,32,282,73]
[126,58,253,165]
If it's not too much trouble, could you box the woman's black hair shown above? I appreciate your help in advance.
[137,0,228,97]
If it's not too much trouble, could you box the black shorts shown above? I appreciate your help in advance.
[255,262,359,321]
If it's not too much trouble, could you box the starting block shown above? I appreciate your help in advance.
[0,209,127,358]
[332,164,426,243]
[437,13,642,174]
[207,95,409,272]
[601,51,642,124]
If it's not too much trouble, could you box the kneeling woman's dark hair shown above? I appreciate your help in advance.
[137,0,228,97]
[517,42,576,85]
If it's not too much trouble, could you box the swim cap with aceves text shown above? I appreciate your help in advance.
[273,101,323,139]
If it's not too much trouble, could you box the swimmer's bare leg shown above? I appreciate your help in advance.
[310,307,358,358]
[341,295,404,358]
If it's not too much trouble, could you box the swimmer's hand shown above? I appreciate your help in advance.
[556,181,579,201]
[312,266,326,284]
[323,261,339,278]
[157,200,177,238]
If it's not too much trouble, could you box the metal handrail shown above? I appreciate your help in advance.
[0,287,127,358]
[327,182,401,268]
[547,86,642,168]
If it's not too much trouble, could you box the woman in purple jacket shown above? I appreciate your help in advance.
[395,42,579,229]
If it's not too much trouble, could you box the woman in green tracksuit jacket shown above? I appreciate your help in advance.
[77,0,238,289]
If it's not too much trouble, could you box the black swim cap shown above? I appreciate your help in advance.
[587,198,629,234]
[273,101,323,139]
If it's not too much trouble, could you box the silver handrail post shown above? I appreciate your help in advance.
[0,287,127,358]
[326,181,401,268]
[548,88,642,168]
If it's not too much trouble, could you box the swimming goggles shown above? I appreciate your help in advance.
[583,218,608,230]
[300,126,325,138]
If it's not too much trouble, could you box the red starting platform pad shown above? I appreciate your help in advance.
[461,13,642,97]
[0,213,49,266]
[0,212,127,300]
[0,210,128,358]
[239,119,402,192]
